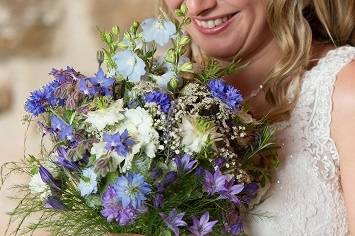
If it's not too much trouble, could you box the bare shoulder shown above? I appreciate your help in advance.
[331,59,355,158]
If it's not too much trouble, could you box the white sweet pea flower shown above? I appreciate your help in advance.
[85,99,125,131]
[29,172,51,200]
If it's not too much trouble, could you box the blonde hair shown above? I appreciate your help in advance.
[157,0,355,121]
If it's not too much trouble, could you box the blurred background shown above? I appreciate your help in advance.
[0,0,156,234]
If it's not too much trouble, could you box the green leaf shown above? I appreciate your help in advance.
[160,230,172,236]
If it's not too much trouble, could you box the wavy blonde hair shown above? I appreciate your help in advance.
[157,0,355,121]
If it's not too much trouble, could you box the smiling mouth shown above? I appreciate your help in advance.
[194,12,239,29]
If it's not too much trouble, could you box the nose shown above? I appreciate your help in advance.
[185,0,217,16]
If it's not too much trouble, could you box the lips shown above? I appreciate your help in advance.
[193,12,240,35]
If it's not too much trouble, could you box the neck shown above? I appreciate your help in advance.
[221,37,282,97]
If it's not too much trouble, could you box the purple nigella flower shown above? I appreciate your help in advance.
[224,212,243,236]
[241,182,259,204]
[44,196,65,210]
[214,157,226,169]
[114,172,151,208]
[103,129,134,156]
[89,68,115,96]
[54,148,78,171]
[150,167,163,180]
[160,209,187,236]
[189,212,218,236]
[203,168,227,195]
[195,166,206,177]
[101,185,141,225]
[174,154,197,173]
[219,179,244,205]
[50,116,75,142]
[207,79,243,110]
[144,91,172,113]
[39,165,61,191]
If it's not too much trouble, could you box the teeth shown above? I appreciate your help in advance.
[195,14,233,29]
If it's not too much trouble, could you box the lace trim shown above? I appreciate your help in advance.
[299,46,355,181]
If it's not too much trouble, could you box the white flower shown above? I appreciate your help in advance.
[117,107,159,172]
[180,116,211,153]
[78,168,98,196]
[85,100,125,131]
[29,173,51,200]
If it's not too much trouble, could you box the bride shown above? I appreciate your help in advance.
[160,0,355,235]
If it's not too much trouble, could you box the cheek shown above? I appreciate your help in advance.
[164,0,183,10]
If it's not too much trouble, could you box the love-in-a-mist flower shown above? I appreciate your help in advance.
[113,50,146,83]
[207,79,243,110]
[29,172,51,200]
[188,212,218,236]
[174,154,197,173]
[103,129,135,157]
[101,185,143,225]
[160,208,187,236]
[114,172,151,208]
[78,168,98,196]
[141,18,176,46]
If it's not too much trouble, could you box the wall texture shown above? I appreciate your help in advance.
[0,0,155,234]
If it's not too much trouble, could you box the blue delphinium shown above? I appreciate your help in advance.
[188,212,218,236]
[160,208,187,236]
[50,116,75,142]
[101,185,141,225]
[203,168,227,195]
[103,129,134,156]
[114,172,151,208]
[207,79,243,110]
[174,154,197,173]
[144,91,172,113]
[78,168,98,196]
[113,50,146,83]
[88,68,115,96]
[141,18,176,47]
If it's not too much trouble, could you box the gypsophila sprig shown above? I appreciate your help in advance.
[2,5,278,236]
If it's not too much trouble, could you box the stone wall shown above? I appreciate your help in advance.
[0,0,155,234]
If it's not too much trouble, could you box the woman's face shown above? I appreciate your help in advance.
[164,0,271,60]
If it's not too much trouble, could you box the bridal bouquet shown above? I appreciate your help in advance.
[1,5,278,236]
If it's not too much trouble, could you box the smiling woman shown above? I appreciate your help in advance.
[160,0,355,235]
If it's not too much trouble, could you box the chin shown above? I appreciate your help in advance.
[200,43,242,60]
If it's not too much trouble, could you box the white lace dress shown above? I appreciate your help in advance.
[245,46,355,236]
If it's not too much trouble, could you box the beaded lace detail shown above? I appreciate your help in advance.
[246,46,355,236]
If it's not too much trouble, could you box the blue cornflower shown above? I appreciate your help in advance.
[88,68,115,96]
[203,168,227,195]
[160,208,187,236]
[174,154,197,173]
[101,185,142,225]
[50,116,75,142]
[113,50,146,83]
[39,165,61,191]
[103,129,134,156]
[114,172,151,208]
[144,91,172,113]
[189,212,218,236]
[142,18,176,46]
[25,83,63,116]
[207,79,244,110]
